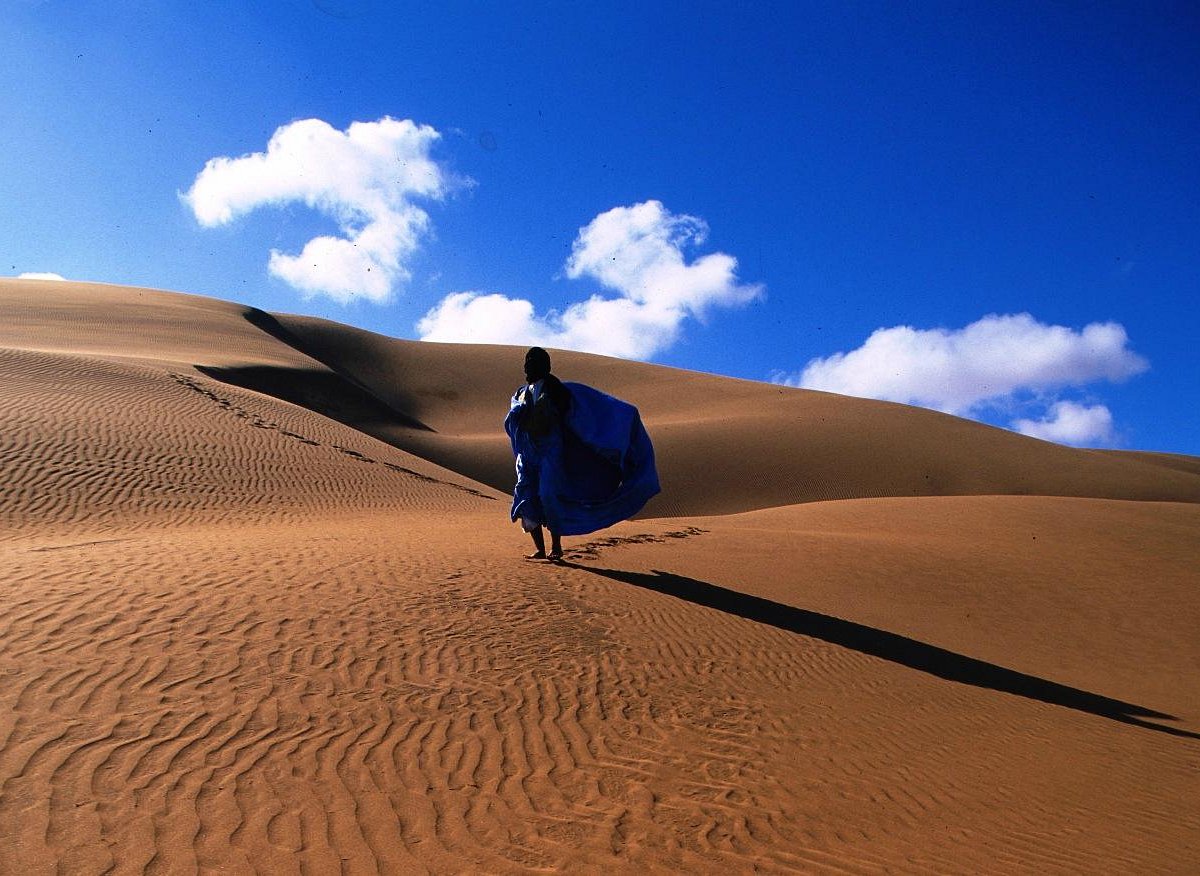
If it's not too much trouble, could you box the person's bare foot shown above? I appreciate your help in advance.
[525,550,547,561]
[547,549,564,562]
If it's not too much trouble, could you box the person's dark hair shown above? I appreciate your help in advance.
[520,346,571,417]
[524,346,551,382]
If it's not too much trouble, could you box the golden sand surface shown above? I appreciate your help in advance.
[1,279,1197,873]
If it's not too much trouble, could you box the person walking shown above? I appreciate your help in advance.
[505,347,660,561]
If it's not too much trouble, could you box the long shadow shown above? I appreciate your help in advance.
[574,565,1199,739]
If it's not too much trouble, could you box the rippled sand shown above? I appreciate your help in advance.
[1,279,1197,873]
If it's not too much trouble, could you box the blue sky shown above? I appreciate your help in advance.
[3,1,1197,453]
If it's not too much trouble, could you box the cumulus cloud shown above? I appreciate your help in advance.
[1012,401,1115,446]
[775,313,1147,447]
[783,313,1147,415]
[16,272,66,281]
[184,117,450,304]
[417,200,761,359]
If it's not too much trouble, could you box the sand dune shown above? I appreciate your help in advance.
[228,306,1200,517]
[1,278,1197,873]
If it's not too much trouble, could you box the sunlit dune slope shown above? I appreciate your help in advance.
[253,305,1200,516]
[0,280,501,538]
[2,278,1197,520]
[1,279,1198,874]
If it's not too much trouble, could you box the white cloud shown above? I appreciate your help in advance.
[783,313,1147,415]
[1012,401,1115,446]
[417,200,761,359]
[183,117,450,304]
[17,272,66,281]
[775,313,1147,448]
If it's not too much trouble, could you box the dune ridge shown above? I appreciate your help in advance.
[242,306,1200,516]
[4,279,1197,518]
[0,279,1197,873]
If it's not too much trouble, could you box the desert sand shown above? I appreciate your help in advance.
[0,278,1196,874]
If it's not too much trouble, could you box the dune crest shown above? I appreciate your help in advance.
[3,279,1197,518]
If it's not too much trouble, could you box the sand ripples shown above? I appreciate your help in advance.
[0,527,815,873]
[0,348,494,542]
[1,283,1197,873]
[6,517,1192,873]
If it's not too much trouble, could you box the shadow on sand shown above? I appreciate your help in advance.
[192,309,515,495]
[196,363,432,433]
[572,564,1199,740]
[194,308,435,434]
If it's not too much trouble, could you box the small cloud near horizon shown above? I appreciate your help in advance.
[417,200,762,360]
[1012,400,1115,447]
[183,117,456,305]
[16,272,67,281]
[776,312,1147,447]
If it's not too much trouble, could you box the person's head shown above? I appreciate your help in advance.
[524,346,551,383]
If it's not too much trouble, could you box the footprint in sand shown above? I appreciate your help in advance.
[170,372,494,501]
[563,527,708,561]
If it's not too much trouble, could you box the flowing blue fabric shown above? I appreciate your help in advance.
[505,381,660,537]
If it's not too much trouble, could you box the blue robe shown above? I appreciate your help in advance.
[505,381,660,537]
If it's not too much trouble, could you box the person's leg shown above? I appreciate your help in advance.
[526,526,547,559]
[548,530,563,561]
